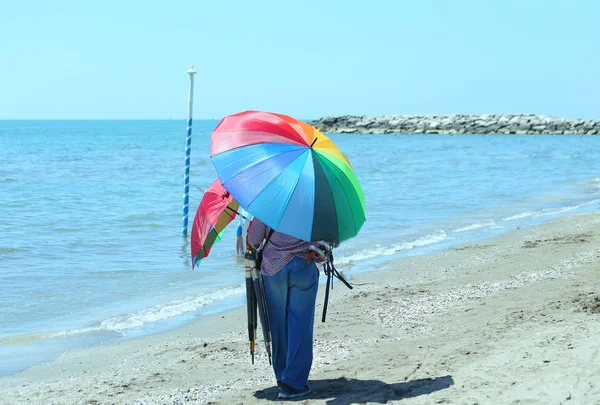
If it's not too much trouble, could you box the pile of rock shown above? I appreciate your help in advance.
[310,114,600,135]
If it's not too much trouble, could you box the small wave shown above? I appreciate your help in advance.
[532,198,600,218]
[503,198,599,222]
[557,153,581,159]
[534,206,577,218]
[502,212,536,221]
[586,177,600,191]
[540,195,569,201]
[121,144,143,150]
[336,230,449,267]
[1,285,246,344]
[1,178,16,183]
[59,285,245,336]
[0,332,54,345]
[453,220,496,232]
[122,212,162,222]
[0,247,28,254]
[53,227,79,233]
[581,198,600,206]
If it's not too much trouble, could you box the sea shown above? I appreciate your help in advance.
[1,120,599,377]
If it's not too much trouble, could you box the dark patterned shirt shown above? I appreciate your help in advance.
[247,218,312,276]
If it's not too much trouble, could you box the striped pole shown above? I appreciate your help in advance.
[182,65,196,236]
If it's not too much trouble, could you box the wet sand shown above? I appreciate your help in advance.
[1,212,599,404]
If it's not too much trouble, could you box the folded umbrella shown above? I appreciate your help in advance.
[249,250,272,365]
[244,252,258,363]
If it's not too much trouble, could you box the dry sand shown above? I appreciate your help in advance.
[1,212,599,405]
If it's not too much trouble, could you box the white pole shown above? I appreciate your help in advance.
[182,65,196,236]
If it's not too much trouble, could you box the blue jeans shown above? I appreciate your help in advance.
[263,256,319,391]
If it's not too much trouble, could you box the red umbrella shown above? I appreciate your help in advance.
[190,178,239,268]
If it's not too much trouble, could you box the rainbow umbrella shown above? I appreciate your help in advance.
[190,178,239,268]
[210,110,365,244]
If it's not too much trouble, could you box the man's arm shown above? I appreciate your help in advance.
[246,218,266,250]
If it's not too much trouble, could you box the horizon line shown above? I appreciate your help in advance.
[1,113,598,121]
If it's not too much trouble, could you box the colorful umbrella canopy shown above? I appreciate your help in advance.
[190,178,239,268]
[210,110,365,244]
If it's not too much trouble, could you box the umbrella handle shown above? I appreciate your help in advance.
[307,242,333,261]
[306,251,318,261]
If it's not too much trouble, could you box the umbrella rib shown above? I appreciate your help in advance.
[223,205,250,220]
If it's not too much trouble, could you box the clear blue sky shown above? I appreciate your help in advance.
[1,0,598,120]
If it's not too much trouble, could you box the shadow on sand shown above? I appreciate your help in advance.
[253,375,454,404]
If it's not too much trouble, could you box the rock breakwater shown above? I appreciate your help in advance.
[310,114,600,135]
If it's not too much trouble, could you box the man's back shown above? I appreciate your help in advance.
[247,218,311,276]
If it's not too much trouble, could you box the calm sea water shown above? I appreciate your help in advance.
[1,120,599,377]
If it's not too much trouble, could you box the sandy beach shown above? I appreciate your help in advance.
[1,212,599,405]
